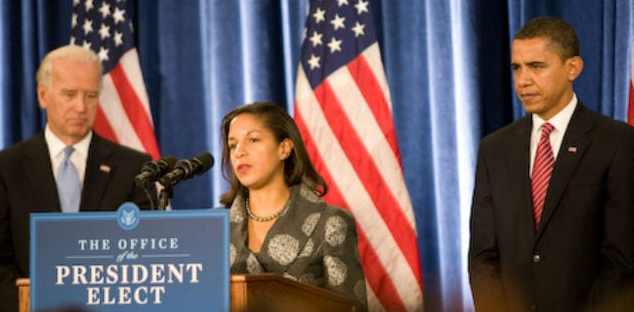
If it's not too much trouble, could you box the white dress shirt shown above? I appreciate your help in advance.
[529,94,578,176]
[44,126,92,187]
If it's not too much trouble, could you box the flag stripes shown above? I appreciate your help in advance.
[295,47,423,310]
[99,50,159,159]
[295,1,423,309]
[97,70,144,151]
[108,58,158,156]
[313,71,420,274]
[294,108,407,310]
[72,0,159,160]
[346,50,400,159]
[357,230,408,311]
[93,107,118,142]
[295,111,408,310]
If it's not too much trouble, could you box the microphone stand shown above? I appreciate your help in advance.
[157,183,172,210]
[138,181,156,210]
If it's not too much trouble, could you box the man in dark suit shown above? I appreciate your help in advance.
[0,46,155,312]
[469,16,634,312]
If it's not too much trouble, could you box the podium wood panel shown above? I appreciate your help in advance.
[17,278,29,312]
[17,274,356,312]
[230,274,356,312]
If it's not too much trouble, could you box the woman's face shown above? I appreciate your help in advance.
[227,113,292,190]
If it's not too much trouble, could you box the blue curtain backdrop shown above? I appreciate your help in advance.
[1,1,633,311]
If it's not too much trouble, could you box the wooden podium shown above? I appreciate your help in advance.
[17,274,357,312]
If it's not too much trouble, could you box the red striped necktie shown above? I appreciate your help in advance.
[532,122,555,230]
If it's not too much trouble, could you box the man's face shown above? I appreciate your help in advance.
[38,58,101,145]
[511,37,582,120]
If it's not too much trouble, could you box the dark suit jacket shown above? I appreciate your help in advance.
[229,184,368,311]
[0,132,154,312]
[469,103,634,312]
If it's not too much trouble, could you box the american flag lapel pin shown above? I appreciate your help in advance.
[99,164,111,173]
[567,146,577,153]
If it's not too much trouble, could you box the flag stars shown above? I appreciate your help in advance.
[307,54,321,70]
[97,46,109,62]
[351,21,365,37]
[71,13,78,28]
[82,19,93,35]
[84,0,94,11]
[327,37,342,53]
[354,0,369,15]
[114,31,123,46]
[313,8,326,23]
[330,14,346,31]
[113,7,125,24]
[336,0,349,6]
[98,24,111,40]
[99,2,111,19]
[73,0,80,6]
[309,31,323,47]
[82,40,92,50]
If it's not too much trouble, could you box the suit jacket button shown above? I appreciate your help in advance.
[532,254,541,263]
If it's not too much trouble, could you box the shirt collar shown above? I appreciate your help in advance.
[44,125,92,159]
[532,93,578,132]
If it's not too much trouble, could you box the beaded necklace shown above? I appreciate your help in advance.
[245,190,291,222]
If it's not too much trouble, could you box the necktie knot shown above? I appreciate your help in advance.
[64,146,75,160]
[541,122,554,136]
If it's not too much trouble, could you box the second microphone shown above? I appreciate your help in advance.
[159,152,214,187]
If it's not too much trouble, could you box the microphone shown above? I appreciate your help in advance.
[134,156,177,187]
[159,152,214,187]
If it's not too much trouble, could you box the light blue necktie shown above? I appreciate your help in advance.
[56,146,80,212]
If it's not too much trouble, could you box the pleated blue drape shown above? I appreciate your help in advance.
[1,1,633,311]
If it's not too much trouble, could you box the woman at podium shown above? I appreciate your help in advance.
[219,102,368,311]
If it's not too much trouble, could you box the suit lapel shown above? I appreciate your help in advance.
[536,105,592,236]
[23,134,61,212]
[81,134,114,210]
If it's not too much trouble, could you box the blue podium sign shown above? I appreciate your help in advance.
[30,203,229,312]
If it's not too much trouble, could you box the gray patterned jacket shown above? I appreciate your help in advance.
[229,183,368,310]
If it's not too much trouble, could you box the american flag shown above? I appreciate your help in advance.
[294,0,423,311]
[70,0,159,160]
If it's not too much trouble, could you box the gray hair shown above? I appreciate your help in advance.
[36,45,103,90]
